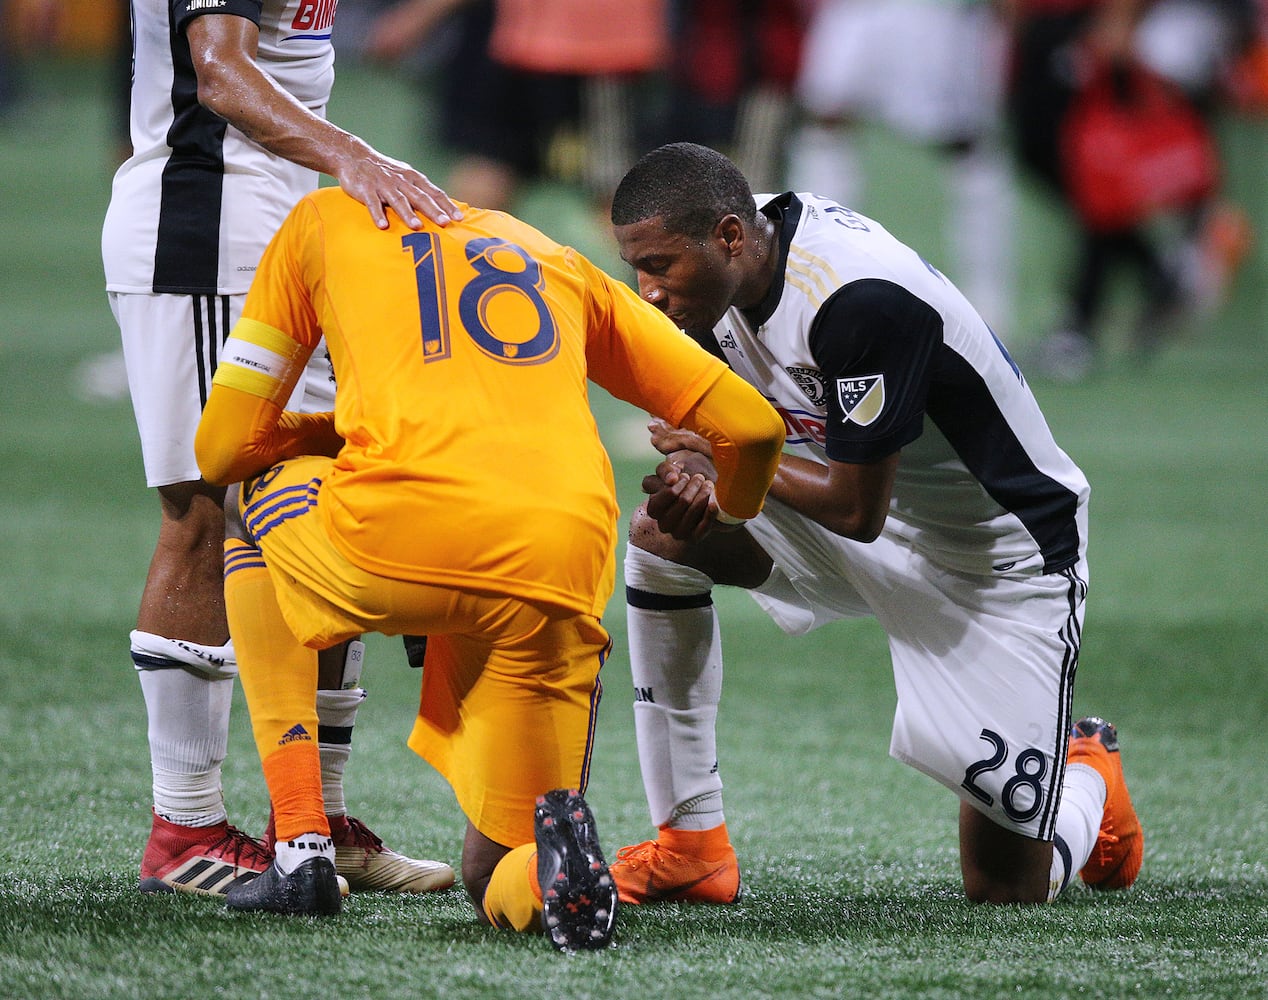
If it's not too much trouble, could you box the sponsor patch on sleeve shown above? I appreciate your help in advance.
[212,318,306,402]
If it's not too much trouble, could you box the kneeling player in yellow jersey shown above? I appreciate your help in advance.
[193,187,784,950]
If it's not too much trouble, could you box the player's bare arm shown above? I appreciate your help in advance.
[640,372,784,541]
[185,13,461,230]
[768,451,899,543]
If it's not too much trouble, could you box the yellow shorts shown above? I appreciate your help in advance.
[240,456,612,848]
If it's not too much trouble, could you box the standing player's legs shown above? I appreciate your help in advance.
[113,291,272,895]
[786,0,875,205]
[789,1,1015,331]
[922,3,1014,332]
[433,0,527,212]
[114,293,449,897]
[944,136,1015,332]
[580,75,636,216]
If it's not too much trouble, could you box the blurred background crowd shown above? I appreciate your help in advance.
[3,0,1266,381]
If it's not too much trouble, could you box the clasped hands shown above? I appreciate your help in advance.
[641,418,741,542]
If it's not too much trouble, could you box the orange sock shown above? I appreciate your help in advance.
[659,822,732,860]
[262,743,328,841]
[481,843,542,932]
[224,538,326,841]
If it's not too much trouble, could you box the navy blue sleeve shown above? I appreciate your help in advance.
[807,278,944,464]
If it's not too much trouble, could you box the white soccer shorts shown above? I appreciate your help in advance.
[746,496,1085,840]
[110,291,335,487]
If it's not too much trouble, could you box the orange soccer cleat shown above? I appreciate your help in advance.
[1068,717,1144,890]
[609,824,742,905]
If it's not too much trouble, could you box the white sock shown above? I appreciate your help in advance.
[1047,762,1107,900]
[316,686,365,819]
[274,833,334,874]
[786,121,863,206]
[132,631,236,827]
[625,546,725,832]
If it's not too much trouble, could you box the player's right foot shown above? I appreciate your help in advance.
[138,810,271,897]
[1068,716,1144,890]
[534,789,618,951]
[224,857,342,916]
[609,832,741,905]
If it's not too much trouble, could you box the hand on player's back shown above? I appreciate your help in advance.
[334,145,463,230]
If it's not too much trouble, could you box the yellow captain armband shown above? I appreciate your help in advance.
[212,318,307,404]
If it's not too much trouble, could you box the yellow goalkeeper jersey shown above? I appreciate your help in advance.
[198,188,781,618]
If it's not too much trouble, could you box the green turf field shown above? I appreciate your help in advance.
[1,56,1266,1000]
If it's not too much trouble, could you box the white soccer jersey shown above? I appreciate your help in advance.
[708,192,1090,578]
[103,0,337,295]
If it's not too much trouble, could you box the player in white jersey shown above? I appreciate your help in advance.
[606,142,1142,905]
[102,0,459,899]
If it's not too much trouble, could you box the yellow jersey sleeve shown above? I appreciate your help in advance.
[582,265,731,425]
[211,317,310,406]
[196,385,341,486]
[580,261,783,520]
[678,373,785,521]
[195,197,339,485]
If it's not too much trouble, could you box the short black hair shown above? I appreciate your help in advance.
[611,142,759,240]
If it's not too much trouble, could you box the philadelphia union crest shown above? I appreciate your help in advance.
[836,374,885,426]
[786,366,827,407]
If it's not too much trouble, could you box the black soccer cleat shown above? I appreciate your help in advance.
[225,857,342,917]
[534,789,618,951]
